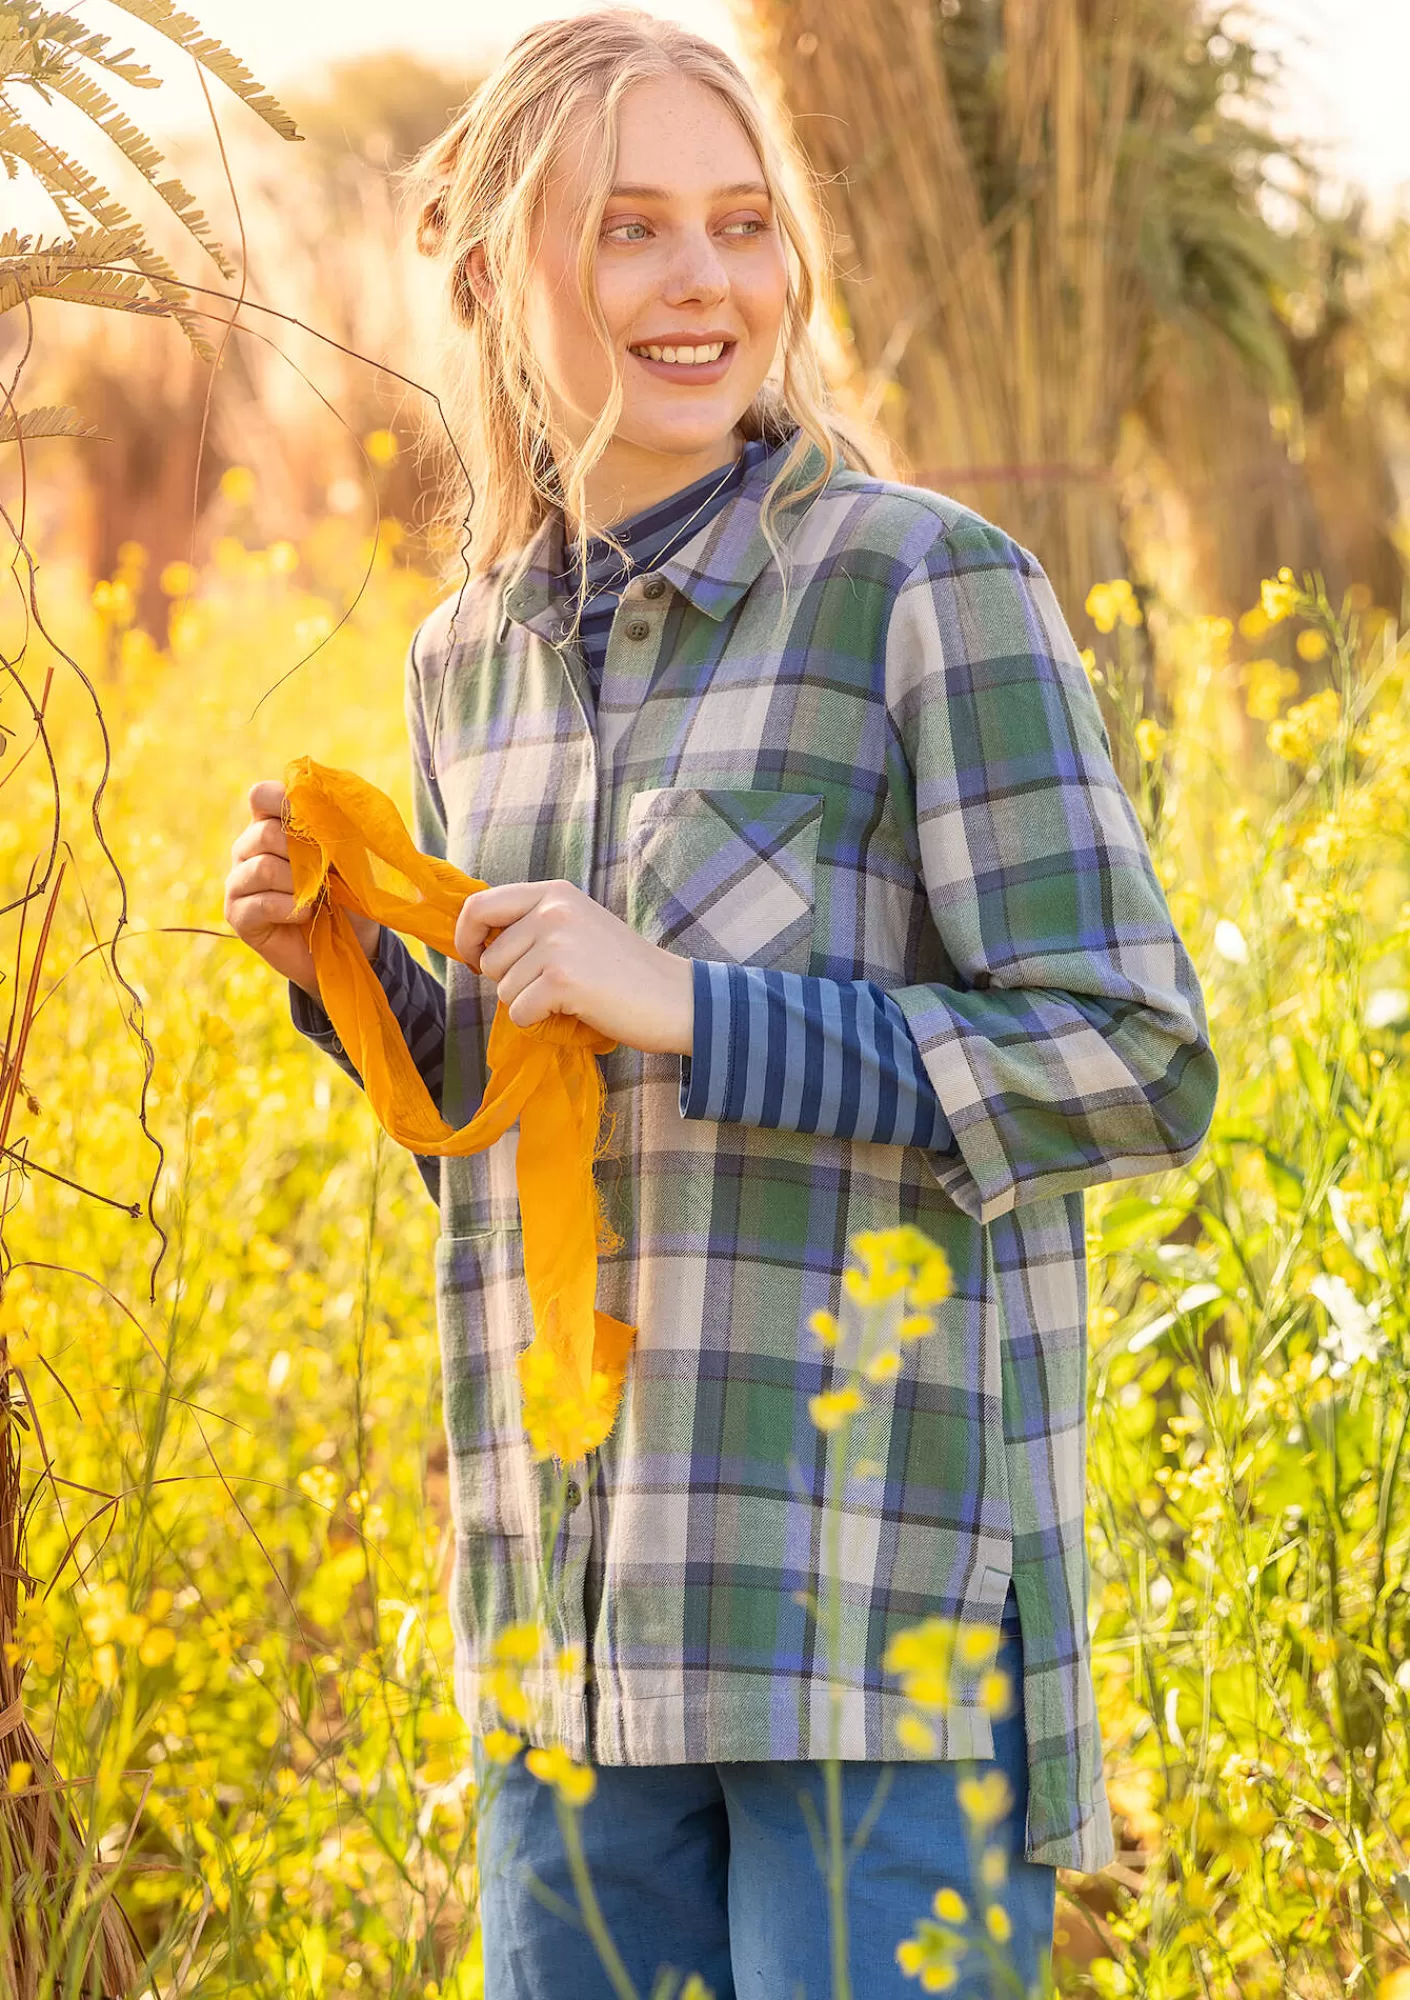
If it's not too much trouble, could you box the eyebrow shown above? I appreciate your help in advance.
[606,181,771,201]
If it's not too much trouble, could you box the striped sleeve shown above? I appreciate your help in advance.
[679,959,956,1153]
[288,928,446,1201]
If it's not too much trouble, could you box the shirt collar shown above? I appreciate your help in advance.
[500,431,829,642]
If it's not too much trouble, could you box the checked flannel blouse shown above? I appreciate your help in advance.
[292,430,1217,1870]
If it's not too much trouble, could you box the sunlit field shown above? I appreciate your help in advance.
[3,491,1410,1993]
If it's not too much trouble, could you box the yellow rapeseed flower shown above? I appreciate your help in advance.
[1134,717,1166,763]
[1296,628,1329,662]
[809,1385,864,1432]
[1259,567,1298,623]
[979,1844,1007,1889]
[297,1465,339,1511]
[492,1622,543,1667]
[480,1728,523,1764]
[7,1761,32,1795]
[843,1263,907,1307]
[364,428,401,466]
[958,1772,1014,1828]
[1085,579,1141,634]
[525,1744,596,1807]
[220,465,257,507]
[933,1887,968,1925]
[864,1349,902,1383]
[884,1617,966,1709]
[899,1312,937,1342]
[985,1903,1012,1944]
[909,1254,953,1307]
[488,1670,532,1728]
[896,1713,938,1755]
[1243,657,1300,722]
[1267,688,1340,765]
[954,1624,1000,1670]
[808,1308,841,1348]
[139,1627,177,1667]
[978,1668,1012,1716]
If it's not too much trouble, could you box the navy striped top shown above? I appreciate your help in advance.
[556,435,775,702]
[290,439,955,1197]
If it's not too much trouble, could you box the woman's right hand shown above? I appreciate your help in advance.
[225,781,381,1002]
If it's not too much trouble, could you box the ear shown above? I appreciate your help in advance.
[462,243,495,311]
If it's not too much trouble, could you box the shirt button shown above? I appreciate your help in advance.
[642,576,666,600]
[625,618,650,641]
[564,1480,583,1510]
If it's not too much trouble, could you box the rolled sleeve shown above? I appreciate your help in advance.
[882,519,1218,1224]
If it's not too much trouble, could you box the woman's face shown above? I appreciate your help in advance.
[522,72,789,472]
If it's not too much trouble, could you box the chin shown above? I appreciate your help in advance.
[622,411,749,455]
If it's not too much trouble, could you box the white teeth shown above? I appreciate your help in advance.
[631,341,726,365]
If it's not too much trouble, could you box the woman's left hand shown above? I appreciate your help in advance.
[454,880,695,1057]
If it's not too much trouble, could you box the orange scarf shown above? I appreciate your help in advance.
[282,755,636,1465]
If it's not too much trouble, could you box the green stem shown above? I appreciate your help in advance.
[822,1408,854,2000]
[555,1796,638,2000]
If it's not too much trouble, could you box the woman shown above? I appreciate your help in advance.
[223,11,1217,1995]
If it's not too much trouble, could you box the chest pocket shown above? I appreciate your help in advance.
[625,786,824,976]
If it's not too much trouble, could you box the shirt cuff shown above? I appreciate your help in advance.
[679,958,736,1122]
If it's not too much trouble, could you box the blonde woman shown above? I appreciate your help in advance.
[225,10,1216,1994]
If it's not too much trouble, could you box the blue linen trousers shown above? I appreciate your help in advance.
[474,1591,1056,1999]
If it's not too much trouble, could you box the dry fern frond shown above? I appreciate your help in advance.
[0,112,216,353]
[38,58,236,272]
[0,402,101,442]
[0,260,163,317]
[1,2,301,359]
[1,8,158,92]
[102,0,301,140]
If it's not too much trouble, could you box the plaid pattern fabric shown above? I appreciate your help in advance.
[309,435,1217,1870]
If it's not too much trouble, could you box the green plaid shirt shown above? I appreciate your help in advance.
[406,436,1216,1871]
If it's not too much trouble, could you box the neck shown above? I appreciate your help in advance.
[560,430,744,540]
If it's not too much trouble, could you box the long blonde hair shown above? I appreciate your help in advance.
[399,8,893,608]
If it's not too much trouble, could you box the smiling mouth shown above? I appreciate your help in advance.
[627,339,732,366]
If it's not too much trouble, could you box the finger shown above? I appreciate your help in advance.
[229,889,305,933]
[461,883,548,925]
[493,941,550,1013]
[231,816,290,865]
[230,853,294,899]
[248,780,287,821]
[504,966,559,1032]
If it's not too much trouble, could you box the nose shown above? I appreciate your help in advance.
[659,225,729,308]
